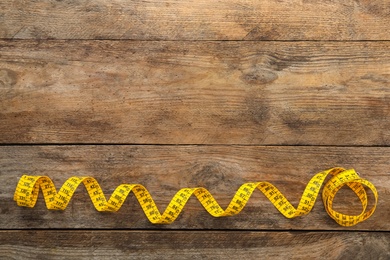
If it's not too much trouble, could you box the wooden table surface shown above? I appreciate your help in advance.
[1,0,389,259]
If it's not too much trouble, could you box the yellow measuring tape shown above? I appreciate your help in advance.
[14,167,378,226]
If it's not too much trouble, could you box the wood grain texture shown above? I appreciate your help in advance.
[0,231,389,259]
[1,41,389,145]
[1,0,389,257]
[1,0,389,40]
[1,145,388,230]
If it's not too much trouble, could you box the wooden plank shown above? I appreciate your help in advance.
[0,145,388,230]
[1,41,389,145]
[1,0,389,40]
[0,230,389,259]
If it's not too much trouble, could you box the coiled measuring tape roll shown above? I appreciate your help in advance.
[14,167,378,226]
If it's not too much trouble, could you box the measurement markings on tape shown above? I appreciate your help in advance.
[14,167,378,226]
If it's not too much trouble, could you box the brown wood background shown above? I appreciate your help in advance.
[1,0,389,259]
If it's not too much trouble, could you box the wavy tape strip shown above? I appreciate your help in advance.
[14,167,378,226]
